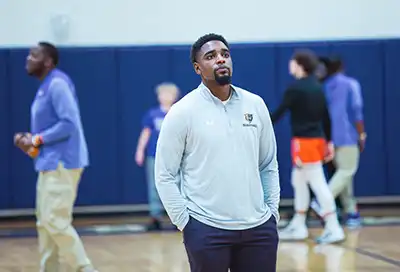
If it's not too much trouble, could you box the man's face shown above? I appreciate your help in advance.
[315,63,327,80]
[289,59,299,77]
[26,45,47,76]
[193,40,233,86]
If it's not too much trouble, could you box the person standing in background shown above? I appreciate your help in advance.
[311,56,366,229]
[14,41,97,272]
[135,82,180,231]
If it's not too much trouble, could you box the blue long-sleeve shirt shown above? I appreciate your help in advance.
[323,73,364,146]
[155,82,280,231]
[30,69,89,172]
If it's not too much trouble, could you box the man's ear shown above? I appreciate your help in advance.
[193,62,201,75]
[44,57,53,69]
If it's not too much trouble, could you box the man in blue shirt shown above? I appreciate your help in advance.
[155,33,280,272]
[135,82,179,230]
[311,57,366,228]
[14,42,97,272]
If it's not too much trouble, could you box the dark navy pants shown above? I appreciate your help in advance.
[183,216,279,272]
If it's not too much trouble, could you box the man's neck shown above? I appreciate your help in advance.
[327,72,342,81]
[160,104,172,112]
[204,81,231,101]
[39,68,53,81]
[334,71,344,76]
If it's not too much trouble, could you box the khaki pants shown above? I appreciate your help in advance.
[36,163,91,271]
[328,146,360,214]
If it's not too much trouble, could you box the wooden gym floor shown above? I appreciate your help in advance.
[1,215,400,271]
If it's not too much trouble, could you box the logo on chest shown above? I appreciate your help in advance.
[243,113,257,128]
[37,89,45,97]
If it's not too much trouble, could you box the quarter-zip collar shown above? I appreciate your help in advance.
[198,82,241,106]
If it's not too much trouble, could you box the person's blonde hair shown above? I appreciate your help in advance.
[155,82,180,96]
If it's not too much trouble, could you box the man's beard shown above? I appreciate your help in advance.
[27,62,44,77]
[214,73,232,86]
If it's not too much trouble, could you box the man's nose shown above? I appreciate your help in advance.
[216,56,225,65]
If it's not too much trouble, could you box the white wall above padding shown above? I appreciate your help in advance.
[0,0,399,47]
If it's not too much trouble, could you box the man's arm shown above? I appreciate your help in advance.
[257,97,281,222]
[270,87,295,124]
[155,105,189,231]
[349,79,366,151]
[349,80,365,133]
[136,128,151,154]
[135,128,151,166]
[135,112,152,166]
[35,78,78,145]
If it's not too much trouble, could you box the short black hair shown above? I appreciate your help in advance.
[318,56,331,68]
[292,49,319,75]
[38,41,59,66]
[190,33,230,64]
[328,55,344,73]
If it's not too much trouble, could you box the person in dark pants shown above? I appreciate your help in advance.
[155,33,280,272]
[319,57,345,214]
[311,56,365,228]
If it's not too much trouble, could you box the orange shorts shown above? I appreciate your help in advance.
[291,137,327,165]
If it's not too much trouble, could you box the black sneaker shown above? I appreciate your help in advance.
[146,218,162,231]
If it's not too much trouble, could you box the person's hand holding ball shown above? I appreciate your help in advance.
[14,132,40,158]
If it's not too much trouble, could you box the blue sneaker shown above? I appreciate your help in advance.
[345,212,362,229]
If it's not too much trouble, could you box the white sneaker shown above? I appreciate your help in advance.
[279,224,309,241]
[315,227,345,244]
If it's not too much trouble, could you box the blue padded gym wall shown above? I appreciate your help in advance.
[0,38,399,210]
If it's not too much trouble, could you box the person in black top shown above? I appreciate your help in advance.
[272,49,345,244]
[271,55,331,140]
